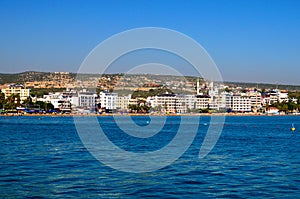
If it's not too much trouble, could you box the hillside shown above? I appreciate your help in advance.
[0,71,299,91]
[0,71,52,84]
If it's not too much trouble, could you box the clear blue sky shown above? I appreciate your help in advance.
[0,0,299,85]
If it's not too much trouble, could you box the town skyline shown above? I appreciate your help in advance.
[1,71,299,115]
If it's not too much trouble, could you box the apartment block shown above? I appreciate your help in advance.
[230,94,252,112]
[99,92,117,110]
[78,92,97,108]
[117,95,131,110]
[1,84,30,103]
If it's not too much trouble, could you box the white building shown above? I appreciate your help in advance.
[216,92,228,110]
[78,92,96,108]
[208,82,226,110]
[147,93,183,113]
[175,95,187,113]
[247,91,262,109]
[36,92,71,112]
[37,92,63,109]
[262,90,289,106]
[269,90,279,104]
[70,94,79,109]
[278,92,289,103]
[147,93,213,113]
[147,93,211,113]
[184,95,197,110]
[195,95,210,110]
[231,94,252,112]
[99,92,117,110]
[117,95,131,110]
[58,100,72,112]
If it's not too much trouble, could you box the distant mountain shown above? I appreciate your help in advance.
[0,71,299,91]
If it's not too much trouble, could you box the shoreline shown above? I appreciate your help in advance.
[0,112,299,117]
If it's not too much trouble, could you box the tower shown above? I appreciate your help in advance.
[196,78,200,95]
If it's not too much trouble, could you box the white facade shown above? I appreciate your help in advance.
[147,94,211,113]
[247,91,262,108]
[99,92,117,110]
[147,94,182,113]
[78,92,96,108]
[231,94,251,112]
[216,92,227,109]
[225,93,232,109]
[50,99,62,109]
[195,95,210,109]
[278,92,289,103]
[208,82,227,110]
[117,95,131,110]
[58,100,71,112]
[37,92,63,109]
[184,95,196,109]
[262,90,289,105]
[70,95,79,107]
[175,95,187,113]
[269,90,279,104]
[36,92,71,111]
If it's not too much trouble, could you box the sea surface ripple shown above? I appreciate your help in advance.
[1,116,300,198]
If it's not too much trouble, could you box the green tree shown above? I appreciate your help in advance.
[23,97,33,107]
[281,104,289,113]
[128,104,138,113]
[5,94,20,109]
[140,105,150,113]
[287,101,297,112]
[33,101,54,111]
[46,103,54,110]
[200,108,210,113]
[128,104,150,113]
[0,91,6,109]
[150,105,162,112]
[224,87,231,93]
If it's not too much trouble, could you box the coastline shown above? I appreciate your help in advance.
[0,112,299,117]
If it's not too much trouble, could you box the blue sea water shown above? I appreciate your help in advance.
[1,115,300,198]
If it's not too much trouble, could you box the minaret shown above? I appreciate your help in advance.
[196,78,200,95]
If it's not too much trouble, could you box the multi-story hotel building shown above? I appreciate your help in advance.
[195,95,210,110]
[117,95,131,110]
[99,92,117,110]
[230,94,252,112]
[147,93,182,113]
[78,92,97,108]
[247,91,262,109]
[1,84,30,103]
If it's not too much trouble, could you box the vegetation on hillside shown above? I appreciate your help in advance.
[131,87,174,99]
[0,71,51,84]
[0,71,299,91]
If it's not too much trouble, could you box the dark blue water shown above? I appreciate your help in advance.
[1,116,300,198]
